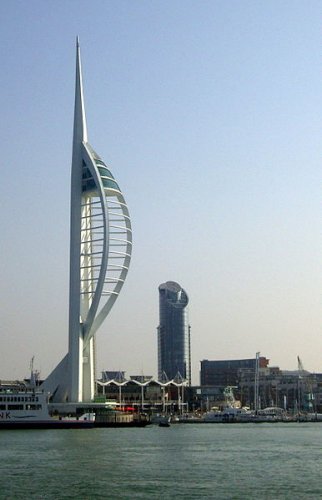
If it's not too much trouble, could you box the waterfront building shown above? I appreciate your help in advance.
[199,357,319,412]
[42,40,132,403]
[101,371,126,382]
[157,281,191,385]
[200,357,269,387]
[130,375,153,383]
[96,375,188,412]
[239,367,318,411]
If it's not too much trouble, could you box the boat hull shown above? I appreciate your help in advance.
[0,420,94,429]
[94,421,150,428]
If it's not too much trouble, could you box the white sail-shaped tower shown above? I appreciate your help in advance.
[42,40,132,403]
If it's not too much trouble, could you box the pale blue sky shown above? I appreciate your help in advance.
[0,0,321,383]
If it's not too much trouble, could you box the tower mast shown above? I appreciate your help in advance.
[68,37,88,402]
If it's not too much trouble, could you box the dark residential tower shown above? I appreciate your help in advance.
[157,281,191,385]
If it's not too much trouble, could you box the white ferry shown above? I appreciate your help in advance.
[0,390,94,429]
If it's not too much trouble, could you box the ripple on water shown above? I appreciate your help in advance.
[0,424,322,499]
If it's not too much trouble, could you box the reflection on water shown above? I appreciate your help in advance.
[0,423,321,499]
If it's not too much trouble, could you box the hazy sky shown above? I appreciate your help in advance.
[0,0,321,384]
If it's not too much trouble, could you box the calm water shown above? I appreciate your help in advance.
[0,423,321,499]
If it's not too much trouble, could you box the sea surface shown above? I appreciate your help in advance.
[0,422,321,499]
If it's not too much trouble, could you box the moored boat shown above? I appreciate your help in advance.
[150,413,171,426]
[203,406,253,423]
[94,409,150,427]
[158,416,171,427]
[0,389,94,429]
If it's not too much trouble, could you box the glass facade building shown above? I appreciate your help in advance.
[157,281,191,385]
[200,357,269,386]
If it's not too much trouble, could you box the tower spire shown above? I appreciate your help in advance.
[73,37,88,144]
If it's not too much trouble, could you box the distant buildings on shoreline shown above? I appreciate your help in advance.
[4,273,320,413]
[3,353,322,413]
[96,280,322,413]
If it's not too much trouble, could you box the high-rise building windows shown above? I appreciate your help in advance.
[157,281,191,385]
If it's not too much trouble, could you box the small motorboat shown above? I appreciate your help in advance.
[158,416,171,427]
